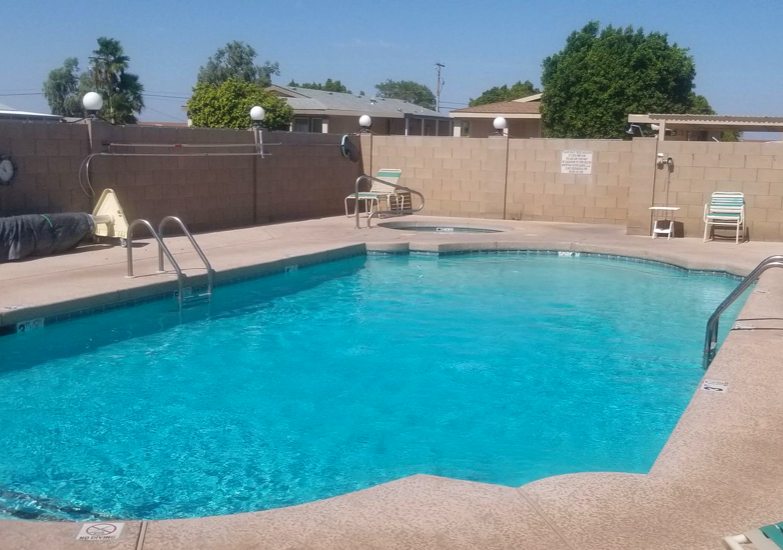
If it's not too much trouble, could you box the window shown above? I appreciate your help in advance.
[293,118,310,133]
[311,118,323,133]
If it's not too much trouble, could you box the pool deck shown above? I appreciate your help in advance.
[3,215,783,550]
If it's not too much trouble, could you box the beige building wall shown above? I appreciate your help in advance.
[0,120,363,232]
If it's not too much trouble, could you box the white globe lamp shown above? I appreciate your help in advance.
[493,117,507,134]
[359,115,373,131]
[83,92,103,118]
[250,106,265,122]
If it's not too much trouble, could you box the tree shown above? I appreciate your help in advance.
[41,38,144,123]
[288,78,351,94]
[198,41,279,87]
[374,80,435,109]
[43,58,83,117]
[469,80,541,107]
[541,22,698,138]
[688,93,714,115]
[187,78,293,130]
[88,37,145,124]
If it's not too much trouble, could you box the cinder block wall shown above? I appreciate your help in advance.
[0,120,92,215]
[370,134,783,241]
[0,120,363,232]
[651,141,783,241]
[368,135,646,225]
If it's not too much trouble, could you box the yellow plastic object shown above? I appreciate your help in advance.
[91,188,129,240]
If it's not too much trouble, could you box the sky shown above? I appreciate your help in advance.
[3,0,783,125]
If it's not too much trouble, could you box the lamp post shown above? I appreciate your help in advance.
[493,117,507,136]
[83,92,103,120]
[250,106,265,155]
[249,106,266,225]
[359,115,373,133]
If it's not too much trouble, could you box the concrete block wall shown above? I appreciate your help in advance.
[258,132,363,223]
[368,134,643,225]
[651,141,783,241]
[0,120,363,232]
[0,120,92,215]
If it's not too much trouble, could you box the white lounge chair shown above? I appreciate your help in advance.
[724,521,783,549]
[345,169,404,217]
[703,191,745,244]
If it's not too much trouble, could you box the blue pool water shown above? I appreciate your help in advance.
[0,254,743,521]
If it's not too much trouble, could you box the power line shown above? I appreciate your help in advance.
[144,106,187,122]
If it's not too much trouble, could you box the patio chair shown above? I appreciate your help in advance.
[723,521,783,549]
[703,191,746,244]
[345,169,404,217]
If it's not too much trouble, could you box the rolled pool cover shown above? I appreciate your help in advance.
[0,213,94,263]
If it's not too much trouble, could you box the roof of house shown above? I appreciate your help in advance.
[267,85,448,119]
[0,102,61,120]
[450,95,541,119]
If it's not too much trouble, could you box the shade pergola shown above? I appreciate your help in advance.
[628,114,783,141]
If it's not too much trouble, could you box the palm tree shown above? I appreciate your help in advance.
[88,37,144,123]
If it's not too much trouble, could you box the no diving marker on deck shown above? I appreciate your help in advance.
[701,379,728,393]
[76,522,125,541]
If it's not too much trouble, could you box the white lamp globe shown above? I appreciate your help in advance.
[250,106,265,121]
[359,115,373,129]
[493,117,507,131]
[83,92,103,112]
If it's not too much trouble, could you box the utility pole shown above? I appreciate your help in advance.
[435,62,445,112]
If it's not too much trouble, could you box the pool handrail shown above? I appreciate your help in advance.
[158,216,214,300]
[126,218,185,308]
[353,174,425,229]
[703,255,783,369]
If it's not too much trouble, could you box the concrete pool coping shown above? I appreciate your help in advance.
[2,215,783,549]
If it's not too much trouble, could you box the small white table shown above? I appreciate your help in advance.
[649,207,681,240]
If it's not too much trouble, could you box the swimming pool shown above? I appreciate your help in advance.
[0,253,743,521]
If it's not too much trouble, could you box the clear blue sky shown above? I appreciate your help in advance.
[3,0,783,124]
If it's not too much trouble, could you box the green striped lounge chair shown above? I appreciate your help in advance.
[345,169,404,217]
[703,191,746,244]
[724,521,783,549]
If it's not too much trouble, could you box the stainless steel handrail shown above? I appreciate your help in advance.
[158,216,214,298]
[126,219,185,308]
[352,174,425,229]
[703,255,783,369]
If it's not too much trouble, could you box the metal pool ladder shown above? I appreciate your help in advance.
[703,255,783,369]
[126,217,214,308]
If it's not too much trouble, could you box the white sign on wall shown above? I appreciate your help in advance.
[560,150,593,175]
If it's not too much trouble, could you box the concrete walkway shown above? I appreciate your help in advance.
[2,216,783,550]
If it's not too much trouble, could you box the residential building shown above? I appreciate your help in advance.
[266,85,453,136]
[450,94,542,138]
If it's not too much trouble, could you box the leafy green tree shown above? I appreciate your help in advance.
[198,41,279,87]
[42,38,144,123]
[188,78,293,130]
[88,37,145,124]
[374,80,435,109]
[43,58,84,117]
[541,22,697,138]
[687,93,714,115]
[288,78,352,94]
[469,80,540,107]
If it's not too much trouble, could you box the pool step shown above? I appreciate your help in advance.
[180,288,212,306]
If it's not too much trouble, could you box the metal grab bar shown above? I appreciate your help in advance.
[353,174,425,229]
[126,219,185,308]
[703,255,783,368]
[157,216,214,298]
